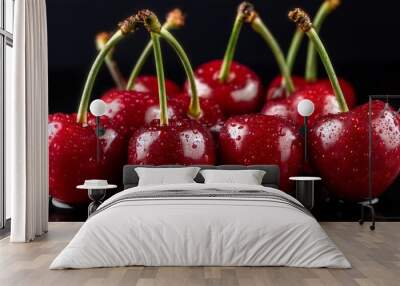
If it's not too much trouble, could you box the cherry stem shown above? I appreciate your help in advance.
[96,33,126,89]
[160,29,201,119]
[218,12,244,82]
[289,8,348,112]
[308,29,348,112]
[151,32,169,126]
[251,16,294,95]
[77,30,125,124]
[305,0,340,81]
[125,41,152,91]
[286,29,304,74]
[126,9,185,90]
[138,9,201,120]
[77,14,138,124]
[312,30,348,111]
[125,23,176,91]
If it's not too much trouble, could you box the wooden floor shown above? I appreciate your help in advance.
[0,222,399,286]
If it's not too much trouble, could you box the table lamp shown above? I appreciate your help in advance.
[89,99,107,162]
[297,99,315,162]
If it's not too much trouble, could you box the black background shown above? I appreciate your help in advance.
[47,0,400,220]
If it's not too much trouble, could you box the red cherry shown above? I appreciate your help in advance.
[184,60,263,116]
[49,113,103,204]
[263,1,355,107]
[261,97,293,120]
[131,75,181,96]
[262,80,356,127]
[87,114,128,184]
[128,119,216,165]
[175,94,225,155]
[180,4,264,116]
[48,14,143,205]
[309,101,400,200]
[219,114,304,191]
[49,113,128,205]
[266,75,307,100]
[100,89,186,136]
[126,10,217,166]
[175,93,225,130]
[316,78,357,108]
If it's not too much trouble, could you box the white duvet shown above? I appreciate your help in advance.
[50,183,350,269]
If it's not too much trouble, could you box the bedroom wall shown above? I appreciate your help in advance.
[47,0,400,220]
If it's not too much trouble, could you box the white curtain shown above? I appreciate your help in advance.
[7,0,49,242]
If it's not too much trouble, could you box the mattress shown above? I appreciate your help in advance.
[50,183,350,269]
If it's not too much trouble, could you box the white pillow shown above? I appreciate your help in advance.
[200,169,266,185]
[135,167,201,186]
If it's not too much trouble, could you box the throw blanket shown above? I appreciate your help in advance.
[91,188,310,218]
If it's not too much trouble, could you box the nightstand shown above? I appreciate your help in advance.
[77,181,117,216]
[289,176,321,210]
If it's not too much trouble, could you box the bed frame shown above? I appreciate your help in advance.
[123,165,280,190]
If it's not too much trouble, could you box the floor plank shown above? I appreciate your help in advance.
[0,222,399,286]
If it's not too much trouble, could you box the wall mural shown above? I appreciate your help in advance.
[47,1,400,218]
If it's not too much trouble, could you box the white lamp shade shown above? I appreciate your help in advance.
[90,99,107,117]
[297,99,315,117]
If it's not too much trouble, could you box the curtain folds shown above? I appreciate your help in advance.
[8,0,48,242]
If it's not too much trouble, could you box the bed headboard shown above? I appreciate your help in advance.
[123,165,280,190]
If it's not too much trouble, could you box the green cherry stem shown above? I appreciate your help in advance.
[151,32,169,126]
[286,29,304,74]
[77,31,124,124]
[96,32,126,89]
[77,15,138,124]
[218,2,256,82]
[139,9,201,118]
[160,28,201,118]
[218,9,245,82]
[126,9,185,90]
[289,8,348,112]
[139,9,202,118]
[125,41,152,90]
[305,0,340,81]
[250,14,295,95]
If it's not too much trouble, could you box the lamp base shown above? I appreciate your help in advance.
[358,198,378,230]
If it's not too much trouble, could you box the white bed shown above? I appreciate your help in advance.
[50,182,350,269]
